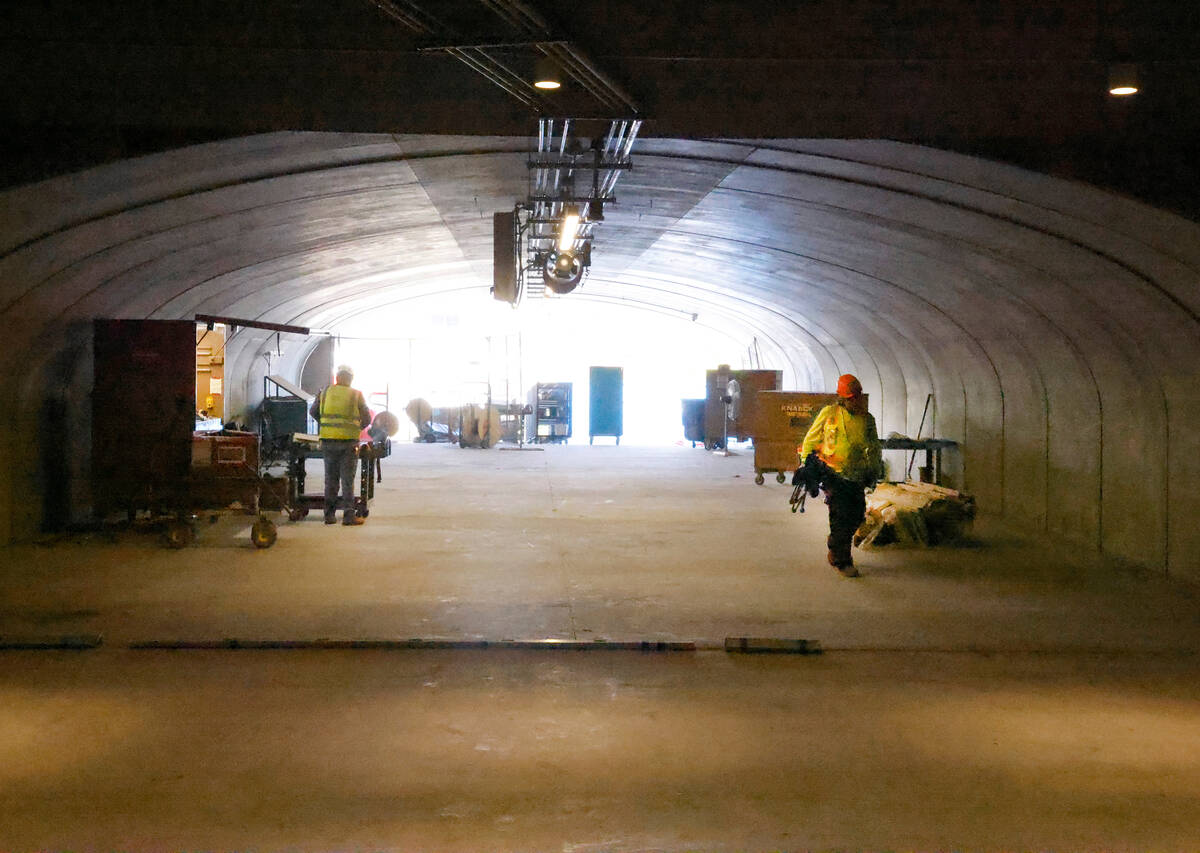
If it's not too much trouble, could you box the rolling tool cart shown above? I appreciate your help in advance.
[527,382,572,444]
[179,430,292,549]
[286,413,393,521]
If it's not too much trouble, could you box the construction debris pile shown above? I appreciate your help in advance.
[854,481,976,548]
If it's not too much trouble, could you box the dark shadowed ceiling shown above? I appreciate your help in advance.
[3,0,1199,218]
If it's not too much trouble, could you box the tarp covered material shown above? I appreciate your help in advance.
[855,481,976,549]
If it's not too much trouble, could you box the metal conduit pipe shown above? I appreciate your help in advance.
[477,0,524,32]
[473,49,538,96]
[550,119,570,197]
[609,121,643,196]
[446,49,538,107]
[484,0,551,35]
[601,121,639,198]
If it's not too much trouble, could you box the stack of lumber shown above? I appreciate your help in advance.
[855,481,976,548]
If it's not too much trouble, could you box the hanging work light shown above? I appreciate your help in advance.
[543,250,584,294]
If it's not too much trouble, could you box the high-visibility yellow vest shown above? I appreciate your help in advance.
[318,385,362,440]
[799,403,881,483]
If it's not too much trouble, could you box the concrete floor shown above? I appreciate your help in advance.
[2,443,1199,850]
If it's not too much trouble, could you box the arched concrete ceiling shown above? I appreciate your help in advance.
[1,132,1199,582]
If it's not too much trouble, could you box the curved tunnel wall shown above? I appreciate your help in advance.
[0,133,1197,582]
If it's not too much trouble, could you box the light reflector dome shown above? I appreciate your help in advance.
[543,250,583,294]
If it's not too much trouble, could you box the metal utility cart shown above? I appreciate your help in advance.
[527,382,572,444]
[285,432,390,520]
[184,430,289,548]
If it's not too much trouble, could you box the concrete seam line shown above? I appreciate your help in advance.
[722,637,823,654]
[124,638,827,655]
[818,646,1199,657]
[0,634,103,650]
[127,638,699,651]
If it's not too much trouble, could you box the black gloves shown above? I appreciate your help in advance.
[795,451,826,498]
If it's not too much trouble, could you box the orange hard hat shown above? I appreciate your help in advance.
[836,374,863,398]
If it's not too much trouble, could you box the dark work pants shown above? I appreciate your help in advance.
[322,440,359,521]
[825,474,867,565]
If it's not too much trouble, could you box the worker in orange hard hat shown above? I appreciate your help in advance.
[798,373,882,577]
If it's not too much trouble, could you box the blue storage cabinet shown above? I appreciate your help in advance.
[589,366,623,444]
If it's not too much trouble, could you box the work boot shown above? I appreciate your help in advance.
[324,514,336,525]
[343,514,365,526]
[829,540,859,577]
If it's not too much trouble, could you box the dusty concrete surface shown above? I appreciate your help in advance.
[2,444,1197,650]
[2,444,1199,849]
[4,648,1199,851]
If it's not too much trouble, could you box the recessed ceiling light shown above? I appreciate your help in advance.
[1108,63,1139,96]
[534,56,561,90]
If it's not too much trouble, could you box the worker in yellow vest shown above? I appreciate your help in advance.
[799,373,882,576]
[309,365,372,525]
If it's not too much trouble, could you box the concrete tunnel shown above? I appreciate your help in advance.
[1,131,1199,581]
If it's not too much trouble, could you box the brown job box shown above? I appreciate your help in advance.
[749,391,866,484]
[191,432,259,476]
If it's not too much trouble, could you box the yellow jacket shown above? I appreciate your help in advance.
[800,402,882,484]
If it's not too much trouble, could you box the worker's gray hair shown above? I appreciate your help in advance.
[335,364,354,379]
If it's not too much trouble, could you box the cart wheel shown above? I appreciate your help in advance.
[776,472,787,483]
[287,508,305,522]
[164,521,194,549]
[755,473,765,485]
[359,508,369,518]
[251,518,277,549]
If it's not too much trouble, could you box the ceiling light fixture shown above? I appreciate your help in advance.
[534,56,562,90]
[543,250,584,294]
[1108,62,1139,96]
[557,208,581,251]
